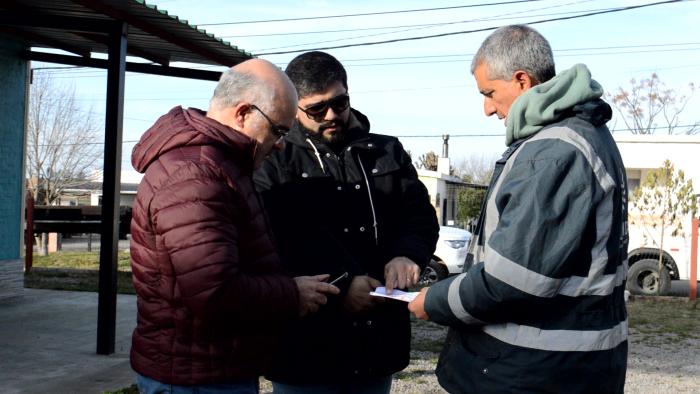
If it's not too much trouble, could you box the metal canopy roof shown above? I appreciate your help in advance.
[0,0,252,70]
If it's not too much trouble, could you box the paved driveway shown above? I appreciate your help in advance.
[0,289,136,393]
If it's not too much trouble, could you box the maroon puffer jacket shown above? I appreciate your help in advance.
[129,106,299,385]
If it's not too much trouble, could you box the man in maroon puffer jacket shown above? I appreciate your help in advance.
[129,59,339,394]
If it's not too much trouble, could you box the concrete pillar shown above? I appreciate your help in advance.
[0,35,28,301]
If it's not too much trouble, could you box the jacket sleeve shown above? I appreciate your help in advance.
[151,161,299,323]
[425,145,597,327]
[385,146,440,270]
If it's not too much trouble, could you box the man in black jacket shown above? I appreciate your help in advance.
[254,51,439,393]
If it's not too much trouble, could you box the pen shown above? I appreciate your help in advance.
[328,272,348,286]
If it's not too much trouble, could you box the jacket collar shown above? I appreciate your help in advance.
[505,63,604,146]
[132,106,257,174]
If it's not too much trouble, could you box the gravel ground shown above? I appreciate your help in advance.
[390,319,700,394]
[626,332,700,393]
[260,318,700,393]
[50,237,700,393]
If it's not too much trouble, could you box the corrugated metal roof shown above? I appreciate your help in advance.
[0,0,253,66]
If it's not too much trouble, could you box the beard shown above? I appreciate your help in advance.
[316,119,347,146]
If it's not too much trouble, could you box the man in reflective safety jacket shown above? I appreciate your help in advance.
[409,25,629,394]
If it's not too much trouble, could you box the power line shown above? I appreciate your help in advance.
[252,0,598,52]
[197,0,543,26]
[340,42,700,62]
[392,124,699,137]
[344,47,700,67]
[218,0,594,38]
[34,41,700,79]
[255,0,686,56]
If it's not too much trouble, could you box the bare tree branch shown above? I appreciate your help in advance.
[605,74,698,135]
[414,151,439,171]
[26,73,102,206]
[454,153,496,185]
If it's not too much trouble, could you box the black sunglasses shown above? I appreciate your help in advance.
[298,93,350,122]
[251,104,290,138]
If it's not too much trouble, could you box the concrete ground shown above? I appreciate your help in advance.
[0,288,137,393]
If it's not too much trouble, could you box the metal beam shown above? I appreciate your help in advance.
[27,51,223,81]
[0,26,91,57]
[75,31,171,66]
[96,21,127,356]
[0,11,115,33]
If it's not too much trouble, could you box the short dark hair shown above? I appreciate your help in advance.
[285,51,348,98]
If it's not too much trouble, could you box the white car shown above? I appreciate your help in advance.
[420,226,472,285]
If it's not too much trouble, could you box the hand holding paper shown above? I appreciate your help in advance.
[370,286,419,303]
[407,287,429,320]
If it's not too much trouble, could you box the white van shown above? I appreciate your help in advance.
[420,226,471,285]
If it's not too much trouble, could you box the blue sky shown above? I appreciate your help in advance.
[34,0,700,182]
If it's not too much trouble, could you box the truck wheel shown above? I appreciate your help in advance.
[420,259,448,285]
[626,258,671,296]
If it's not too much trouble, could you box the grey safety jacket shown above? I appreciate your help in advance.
[425,65,629,393]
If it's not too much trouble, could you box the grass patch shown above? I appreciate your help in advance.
[32,251,131,271]
[25,251,134,294]
[24,268,135,294]
[627,296,700,344]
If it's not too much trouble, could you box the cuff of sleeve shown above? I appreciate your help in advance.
[424,274,476,327]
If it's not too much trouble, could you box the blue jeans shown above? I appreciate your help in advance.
[136,373,258,394]
[270,375,392,394]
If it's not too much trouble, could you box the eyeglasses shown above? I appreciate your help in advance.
[251,104,290,139]
[298,93,350,122]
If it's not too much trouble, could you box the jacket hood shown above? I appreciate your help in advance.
[286,108,371,149]
[132,106,257,173]
[506,63,605,146]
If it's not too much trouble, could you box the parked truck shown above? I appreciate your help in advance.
[626,214,698,295]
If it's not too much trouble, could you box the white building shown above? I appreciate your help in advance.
[417,156,487,229]
[615,134,700,194]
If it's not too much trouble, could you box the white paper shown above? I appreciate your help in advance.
[369,286,419,303]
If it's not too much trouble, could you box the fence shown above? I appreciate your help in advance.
[24,196,132,271]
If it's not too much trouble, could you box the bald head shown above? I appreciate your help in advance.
[210,58,298,117]
[207,59,299,168]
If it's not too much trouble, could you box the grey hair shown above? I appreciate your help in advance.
[470,25,555,84]
[210,67,275,112]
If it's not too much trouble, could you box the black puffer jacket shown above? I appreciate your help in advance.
[254,108,439,383]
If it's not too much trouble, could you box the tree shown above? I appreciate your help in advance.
[26,72,102,254]
[606,73,698,135]
[452,154,494,230]
[456,186,487,230]
[414,151,439,171]
[26,72,102,206]
[630,159,698,294]
[454,153,496,184]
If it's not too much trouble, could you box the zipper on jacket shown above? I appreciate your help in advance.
[305,138,326,174]
[355,150,379,245]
